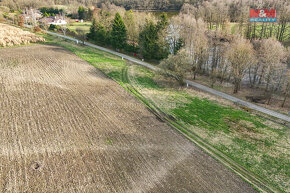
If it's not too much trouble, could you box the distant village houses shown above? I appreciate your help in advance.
[39,16,67,26]
[20,8,42,25]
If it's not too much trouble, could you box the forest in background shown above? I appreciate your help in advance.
[0,0,199,11]
[0,0,289,11]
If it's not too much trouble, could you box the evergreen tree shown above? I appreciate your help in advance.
[157,12,169,31]
[173,38,183,55]
[139,13,169,60]
[138,21,159,60]
[111,13,127,49]
[95,23,107,45]
[78,6,85,20]
[156,13,170,59]
[86,8,93,20]
[88,19,107,45]
[88,18,97,40]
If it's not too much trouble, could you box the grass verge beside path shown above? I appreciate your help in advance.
[67,22,92,33]
[43,34,289,193]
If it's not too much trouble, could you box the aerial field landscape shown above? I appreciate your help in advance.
[0,44,258,192]
[0,0,289,192]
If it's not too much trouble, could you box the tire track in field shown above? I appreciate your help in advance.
[66,69,200,192]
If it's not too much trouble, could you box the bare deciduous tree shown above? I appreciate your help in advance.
[281,70,289,107]
[227,36,254,94]
[167,14,183,55]
[260,39,286,88]
[258,38,287,104]
[207,30,232,87]
[178,14,208,80]
[123,10,138,50]
[60,25,67,36]
[248,40,262,88]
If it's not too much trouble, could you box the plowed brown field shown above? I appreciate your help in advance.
[0,45,256,193]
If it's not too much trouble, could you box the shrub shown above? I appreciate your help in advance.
[48,24,56,30]
[33,26,42,33]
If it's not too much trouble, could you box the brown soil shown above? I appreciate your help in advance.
[0,45,256,192]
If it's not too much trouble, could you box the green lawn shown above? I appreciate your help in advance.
[67,21,92,33]
[43,34,289,193]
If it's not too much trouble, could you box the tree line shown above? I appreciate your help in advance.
[163,11,288,107]
[0,0,200,11]
[87,2,289,107]
[87,4,171,61]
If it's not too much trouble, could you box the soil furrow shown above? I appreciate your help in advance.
[0,45,257,193]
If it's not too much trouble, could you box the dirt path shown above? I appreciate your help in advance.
[0,45,257,193]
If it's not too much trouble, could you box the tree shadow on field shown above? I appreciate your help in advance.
[45,45,72,54]
[87,67,108,80]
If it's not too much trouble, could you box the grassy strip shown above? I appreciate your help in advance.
[67,22,92,33]
[129,66,289,193]
[43,34,289,193]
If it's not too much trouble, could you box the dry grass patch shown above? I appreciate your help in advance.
[0,23,45,47]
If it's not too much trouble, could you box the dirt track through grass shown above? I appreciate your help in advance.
[0,45,256,192]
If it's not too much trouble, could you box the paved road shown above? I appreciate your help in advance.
[185,80,290,122]
[46,31,290,123]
